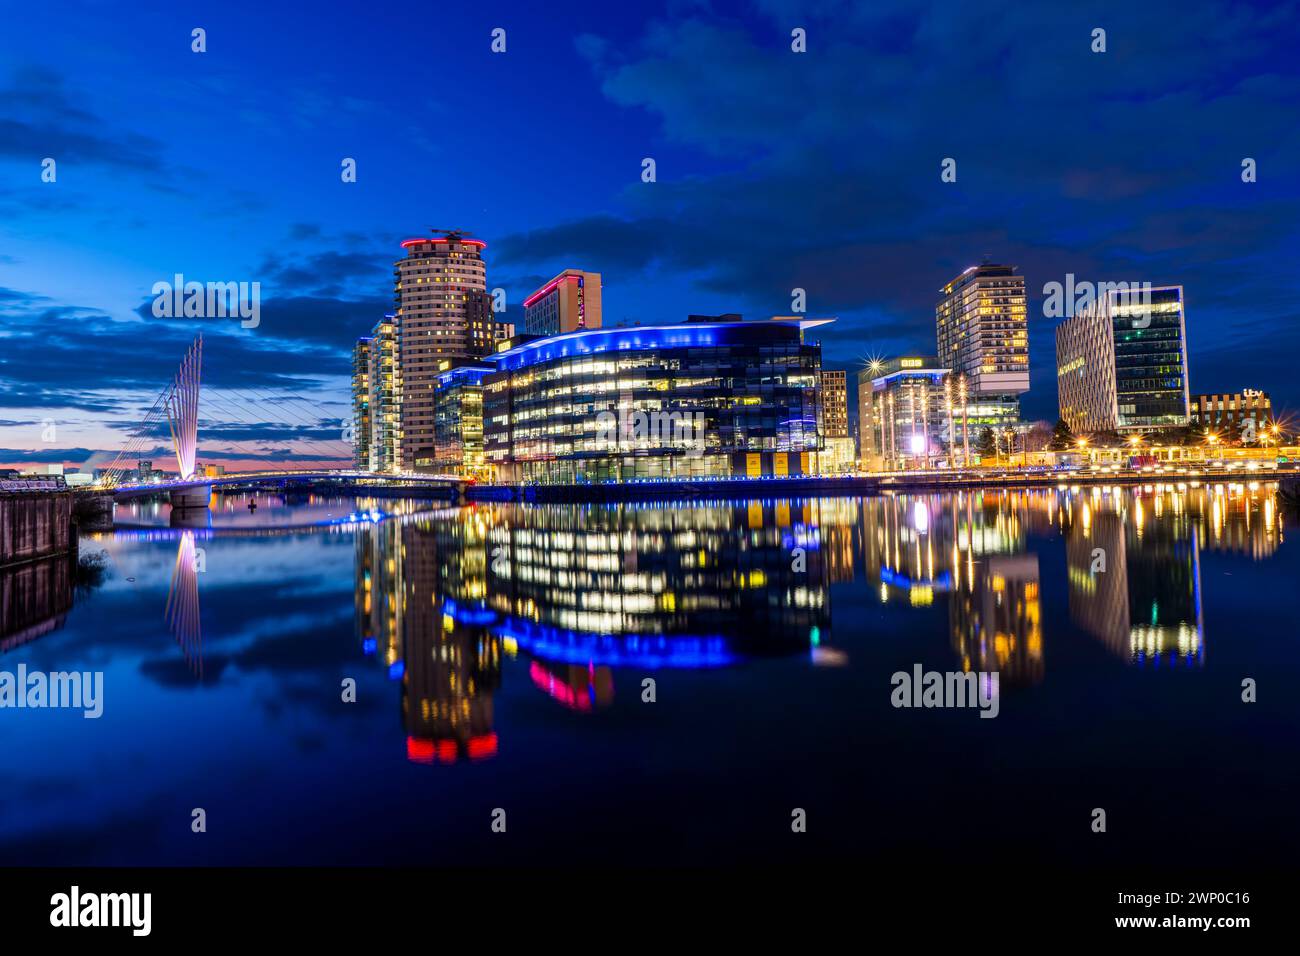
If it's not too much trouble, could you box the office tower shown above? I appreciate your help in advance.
[820,370,849,438]
[482,315,828,483]
[522,270,602,336]
[367,315,400,473]
[393,234,492,470]
[432,361,493,478]
[351,337,372,470]
[860,357,951,471]
[1056,285,1190,435]
[935,263,1028,427]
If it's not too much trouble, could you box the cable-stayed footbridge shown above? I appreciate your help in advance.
[95,336,465,508]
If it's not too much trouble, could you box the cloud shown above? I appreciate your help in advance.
[0,66,166,171]
[524,2,1300,416]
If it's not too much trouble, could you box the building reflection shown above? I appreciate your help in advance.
[951,553,1043,686]
[860,491,1044,684]
[486,501,832,663]
[1196,482,1282,558]
[347,482,1288,762]
[354,508,501,765]
[354,500,835,761]
[1063,485,1205,666]
[0,552,75,652]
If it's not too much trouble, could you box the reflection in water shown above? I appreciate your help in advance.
[3,483,1287,764]
[354,501,837,761]
[952,554,1043,687]
[338,483,1288,761]
[0,552,74,652]
[165,532,204,677]
[860,492,1043,685]
[1063,486,1204,666]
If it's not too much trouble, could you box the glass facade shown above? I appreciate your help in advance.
[1111,286,1190,432]
[862,357,952,470]
[432,363,492,478]
[481,318,827,483]
[1056,285,1189,435]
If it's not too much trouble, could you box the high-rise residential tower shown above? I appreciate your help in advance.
[367,314,400,472]
[522,270,602,336]
[394,233,494,470]
[820,370,849,438]
[351,337,372,470]
[818,368,854,473]
[1056,285,1190,435]
[935,263,1029,427]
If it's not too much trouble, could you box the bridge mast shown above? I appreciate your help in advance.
[165,336,202,481]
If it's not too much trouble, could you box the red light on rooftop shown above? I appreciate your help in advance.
[401,237,487,250]
[522,273,579,308]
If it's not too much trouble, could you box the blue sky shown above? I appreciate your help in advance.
[2,0,1299,468]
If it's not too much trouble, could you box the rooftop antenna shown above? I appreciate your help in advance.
[428,228,472,242]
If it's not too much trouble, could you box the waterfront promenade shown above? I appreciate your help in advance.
[469,465,1300,503]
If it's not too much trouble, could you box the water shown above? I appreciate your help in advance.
[1,484,1296,867]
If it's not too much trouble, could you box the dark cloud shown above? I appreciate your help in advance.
[497,1,1300,417]
[0,67,166,171]
[0,446,95,463]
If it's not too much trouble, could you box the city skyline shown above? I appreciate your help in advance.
[5,2,1300,925]
[3,1,1300,473]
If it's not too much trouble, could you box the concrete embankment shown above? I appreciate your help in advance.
[0,487,75,568]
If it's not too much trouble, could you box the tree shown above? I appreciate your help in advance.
[1088,429,1124,448]
[1024,420,1054,452]
[1048,418,1075,451]
[974,427,996,459]
[1149,425,1196,446]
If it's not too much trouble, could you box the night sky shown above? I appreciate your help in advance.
[2,0,1298,469]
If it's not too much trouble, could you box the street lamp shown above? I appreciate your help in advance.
[943,378,955,470]
[957,375,969,468]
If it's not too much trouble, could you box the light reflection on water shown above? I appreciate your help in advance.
[0,483,1295,865]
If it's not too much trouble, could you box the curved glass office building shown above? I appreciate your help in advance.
[482,315,830,483]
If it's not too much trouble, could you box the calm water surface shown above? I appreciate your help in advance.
[2,485,1297,866]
